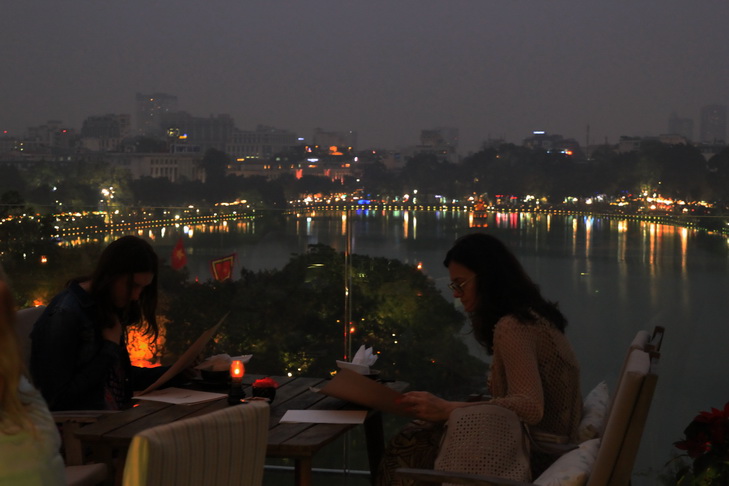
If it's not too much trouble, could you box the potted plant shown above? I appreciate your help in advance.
[251,377,279,403]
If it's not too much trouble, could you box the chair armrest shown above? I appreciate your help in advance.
[396,468,535,486]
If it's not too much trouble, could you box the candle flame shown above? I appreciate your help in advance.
[230,360,245,378]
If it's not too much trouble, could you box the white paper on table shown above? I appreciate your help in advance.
[133,387,226,405]
[279,409,368,424]
[139,312,230,395]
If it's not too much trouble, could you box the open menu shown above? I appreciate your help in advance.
[138,312,229,395]
[318,367,413,416]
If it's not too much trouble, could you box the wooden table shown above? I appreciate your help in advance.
[75,374,408,486]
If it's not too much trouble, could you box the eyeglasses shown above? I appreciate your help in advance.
[448,275,475,293]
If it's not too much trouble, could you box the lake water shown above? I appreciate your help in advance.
[76,209,729,483]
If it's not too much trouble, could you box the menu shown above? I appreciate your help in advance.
[318,368,413,416]
[138,312,229,395]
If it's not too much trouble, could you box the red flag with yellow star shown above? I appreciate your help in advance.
[210,254,236,281]
[171,237,187,270]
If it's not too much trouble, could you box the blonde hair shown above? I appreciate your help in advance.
[0,275,34,434]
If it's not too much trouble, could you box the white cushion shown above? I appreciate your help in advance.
[576,382,609,442]
[533,438,600,486]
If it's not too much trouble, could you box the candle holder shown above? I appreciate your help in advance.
[227,360,246,405]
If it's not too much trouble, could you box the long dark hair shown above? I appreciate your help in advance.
[443,233,567,354]
[78,235,159,339]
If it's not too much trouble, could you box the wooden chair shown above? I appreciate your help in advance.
[15,306,110,485]
[121,400,270,486]
[396,330,662,486]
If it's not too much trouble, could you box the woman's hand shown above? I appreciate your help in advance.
[397,391,456,422]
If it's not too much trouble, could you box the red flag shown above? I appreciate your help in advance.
[210,254,236,281]
[171,237,187,270]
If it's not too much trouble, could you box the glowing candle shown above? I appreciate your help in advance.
[228,360,246,405]
[230,360,245,383]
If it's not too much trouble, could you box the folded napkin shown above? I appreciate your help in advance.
[195,353,252,371]
[336,345,378,374]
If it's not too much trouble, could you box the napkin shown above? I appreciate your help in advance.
[336,345,378,374]
[195,354,252,371]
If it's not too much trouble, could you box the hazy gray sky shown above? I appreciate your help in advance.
[3,1,729,152]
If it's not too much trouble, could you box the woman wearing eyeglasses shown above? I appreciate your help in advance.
[377,232,582,485]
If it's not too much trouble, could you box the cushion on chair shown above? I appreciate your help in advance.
[533,438,599,486]
[576,382,609,442]
[122,400,269,486]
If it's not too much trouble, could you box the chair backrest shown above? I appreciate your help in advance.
[122,400,270,486]
[646,326,665,355]
[603,326,662,433]
[586,348,659,486]
[15,305,46,373]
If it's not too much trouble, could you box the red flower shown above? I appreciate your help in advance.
[674,401,729,479]
[252,377,279,389]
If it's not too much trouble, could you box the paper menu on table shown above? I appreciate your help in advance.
[134,387,226,405]
[139,312,229,395]
[318,368,412,417]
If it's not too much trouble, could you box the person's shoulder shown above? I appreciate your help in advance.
[494,314,532,338]
[47,283,90,311]
[495,314,528,330]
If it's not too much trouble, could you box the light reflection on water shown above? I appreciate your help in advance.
[80,210,729,482]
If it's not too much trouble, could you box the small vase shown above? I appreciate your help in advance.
[252,387,276,403]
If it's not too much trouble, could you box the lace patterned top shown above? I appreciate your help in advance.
[488,314,582,440]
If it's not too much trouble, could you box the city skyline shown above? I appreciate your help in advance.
[3,2,729,153]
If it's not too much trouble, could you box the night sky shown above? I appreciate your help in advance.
[3,1,729,152]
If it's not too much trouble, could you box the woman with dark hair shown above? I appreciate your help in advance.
[30,235,170,411]
[377,233,582,484]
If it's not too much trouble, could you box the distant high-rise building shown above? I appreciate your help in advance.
[668,112,694,141]
[159,111,235,152]
[227,125,298,159]
[406,127,459,163]
[699,104,727,143]
[312,128,358,151]
[80,114,131,152]
[135,93,178,135]
[420,127,459,150]
[26,120,75,154]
